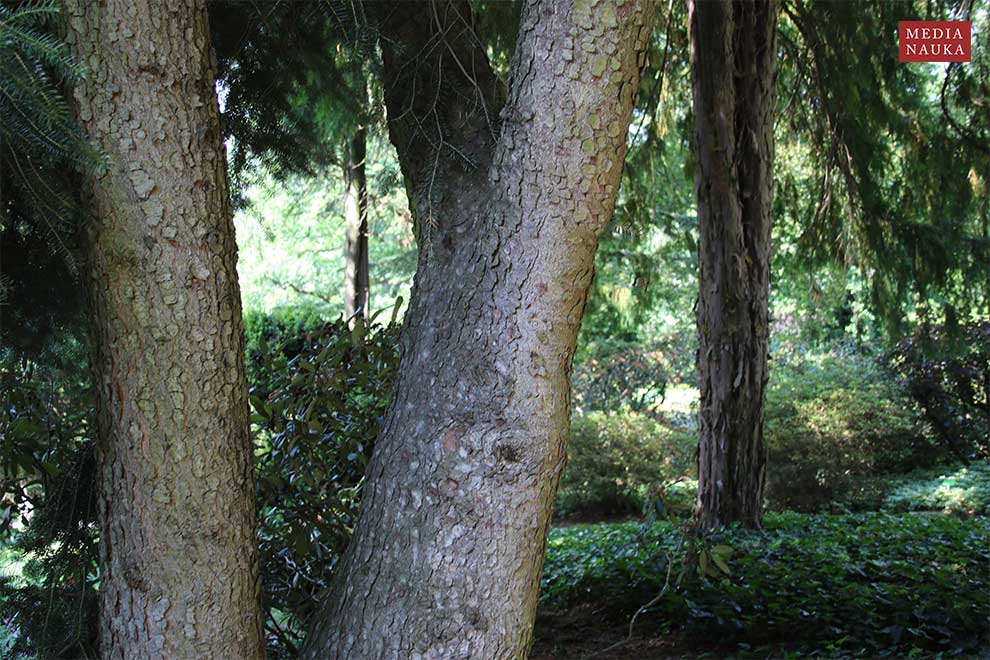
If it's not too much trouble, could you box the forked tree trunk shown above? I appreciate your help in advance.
[63,1,264,657]
[343,122,370,320]
[303,1,655,657]
[689,0,778,529]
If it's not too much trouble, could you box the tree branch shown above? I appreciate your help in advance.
[264,277,338,307]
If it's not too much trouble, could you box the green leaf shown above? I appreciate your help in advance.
[390,296,404,325]
[350,322,365,347]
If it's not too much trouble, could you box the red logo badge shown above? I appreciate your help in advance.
[899,21,971,62]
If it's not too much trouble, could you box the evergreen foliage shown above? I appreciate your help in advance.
[210,0,381,203]
[0,0,100,353]
[0,1,94,168]
[0,338,97,659]
[778,0,989,335]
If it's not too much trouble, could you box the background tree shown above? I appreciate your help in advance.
[62,0,264,656]
[211,1,380,318]
[688,0,777,528]
[343,77,370,320]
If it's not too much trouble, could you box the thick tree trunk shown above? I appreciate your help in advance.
[63,1,264,657]
[343,123,370,320]
[303,1,655,657]
[689,0,777,529]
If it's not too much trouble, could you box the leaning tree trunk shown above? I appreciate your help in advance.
[343,122,370,320]
[302,1,655,657]
[63,1,264,657]
[689,0,777,529]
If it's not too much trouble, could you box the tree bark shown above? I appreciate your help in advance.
[63,1,265,657]
[302,1,655,657]
[343,122,370,320]
[689,0,777,529]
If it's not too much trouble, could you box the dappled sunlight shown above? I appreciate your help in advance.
[2,0,986,656]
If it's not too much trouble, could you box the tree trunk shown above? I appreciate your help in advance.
[689,0,777,529]
[343,122,370,320]
[63,1,265,657]
[302,1,655,657]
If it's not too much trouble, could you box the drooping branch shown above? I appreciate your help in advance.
[265,277,338,307]
[939,62,990,157]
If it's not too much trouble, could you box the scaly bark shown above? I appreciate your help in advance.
[63,1,264,657]
[302,1,656,657]
[689,0,778,529]
[343,122,369,320]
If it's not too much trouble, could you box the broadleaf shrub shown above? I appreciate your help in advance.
[764,341,937,512]
[557,411,695,520]
[0,340,99,659]
[572,343,668,417]
[1,309,401,659]
[890,320,990,461]
[0,441,99,659]
[249,314,399,654]
[244,306,329,392]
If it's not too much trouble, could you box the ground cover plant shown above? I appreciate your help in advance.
[539,513,990,657]
[881,463,990,515]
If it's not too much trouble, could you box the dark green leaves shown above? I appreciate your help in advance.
[541,512,990,655]
[246,310,399,651]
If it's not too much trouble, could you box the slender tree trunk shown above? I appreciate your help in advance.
[343,122,369,320]
[689,0,777,529]
[303,1,655,657]
[63,1,264,657]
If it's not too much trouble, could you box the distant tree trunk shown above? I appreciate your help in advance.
[343,122,369,320]
[689,0,777,529]
[63,1,264,657]
[302,1,655,657]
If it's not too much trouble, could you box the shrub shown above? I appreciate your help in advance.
[249,314,399,654]
[557,412,695,520]
[764,342,936,512]
[0,340,99,659]
[890,320,990,461]
[0,308,400,659]
[0,441,99,660]
[244,306,329,391]
[541,513,990,656]
[572,343,668,418]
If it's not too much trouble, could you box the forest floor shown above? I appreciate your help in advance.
[531,605,742,659]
